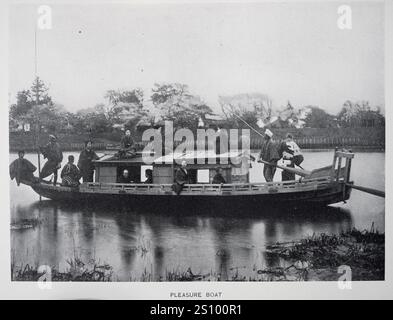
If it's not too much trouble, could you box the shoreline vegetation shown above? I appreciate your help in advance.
[10,79,385,152]
[9,127,385,152]
[11,226,384,282]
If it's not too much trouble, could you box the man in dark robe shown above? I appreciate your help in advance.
[118,169,132,183]
[257,129,280,182]
[118,129,135,158]
[77,140,99,182]
[9,150,37,186]
[172,160,189,195]
[212,167,226,184]
[61,155,81,187]
[39,135,63,185]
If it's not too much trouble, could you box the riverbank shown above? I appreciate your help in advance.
[11,227,384,281]
[263,226,384,281]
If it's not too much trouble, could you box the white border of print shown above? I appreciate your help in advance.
[0,0,391,300]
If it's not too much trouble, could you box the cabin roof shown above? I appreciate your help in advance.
[93,150,248,166]
[93,151,155,165]
[153,150,246,164]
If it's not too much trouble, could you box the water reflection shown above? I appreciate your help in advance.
[11,199,352,281]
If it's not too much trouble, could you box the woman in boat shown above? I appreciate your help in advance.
[61,155,81,187]
[77,140,99,182]
[39,134,63,185]
[173,160,189,195]
[257,129,280,182]
[9,150,37,186]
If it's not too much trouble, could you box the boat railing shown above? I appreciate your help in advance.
[81,176,333,194]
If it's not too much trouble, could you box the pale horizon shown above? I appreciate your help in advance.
[9,2,385,115]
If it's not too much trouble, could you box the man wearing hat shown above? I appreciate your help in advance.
[39,134,63,185]
[257,129,280,182]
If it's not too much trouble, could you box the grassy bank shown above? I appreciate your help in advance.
[264,226,384,281]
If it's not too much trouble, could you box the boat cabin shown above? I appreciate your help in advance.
[93,150,251,184]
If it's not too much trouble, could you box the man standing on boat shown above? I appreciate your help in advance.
[257,129,280,182]
[39,134,63,185]
[9,150,38,186]
[279,133,304,181]
[78,140,99,183]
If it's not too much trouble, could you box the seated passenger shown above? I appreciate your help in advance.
[172,160,189,195]
[61,155,81,187]
[118,169,132,183]
[212,167,226,184]
[144,169,153,183]
[117,129,136,158]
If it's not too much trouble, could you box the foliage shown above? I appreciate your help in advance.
[219,93,273,128]
[9,79,385,140]
[303,106,337,128]
[151,83,213,130]
[337,100,385,128]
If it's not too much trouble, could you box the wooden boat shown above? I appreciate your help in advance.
[27,148,355,211]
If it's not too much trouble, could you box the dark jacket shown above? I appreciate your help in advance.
[78,149,99,174]
[61,163,81,186]
[118,175,132,184]
[212,173,226,184]
[259,138,280,163]
[40,142,63,163]
[120,135,134,149]
[173,168,189,195]
[9,158,37,185]
[174,168,188,185]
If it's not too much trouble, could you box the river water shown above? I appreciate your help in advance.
[10,150,385,281]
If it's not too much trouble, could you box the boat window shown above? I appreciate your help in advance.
[141,165,153,182]
[197,169,209,183]
[117,166,140,183]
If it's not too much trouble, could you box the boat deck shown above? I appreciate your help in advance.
[78,176,334,196]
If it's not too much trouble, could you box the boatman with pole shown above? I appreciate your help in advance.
[39,134,63,185]
[257,129,280,182]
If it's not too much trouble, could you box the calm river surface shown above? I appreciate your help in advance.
[10,150,385,281]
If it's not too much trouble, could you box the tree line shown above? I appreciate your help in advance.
[9,77,385,139]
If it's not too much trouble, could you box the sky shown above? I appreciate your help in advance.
[8,1,385,114]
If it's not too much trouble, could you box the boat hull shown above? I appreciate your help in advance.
[31,181,352,212]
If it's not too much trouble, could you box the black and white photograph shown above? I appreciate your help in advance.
[1,0,392,300]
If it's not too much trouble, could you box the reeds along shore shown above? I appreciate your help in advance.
[11,227,384,282]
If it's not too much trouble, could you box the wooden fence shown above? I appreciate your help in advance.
[9,137,384,152]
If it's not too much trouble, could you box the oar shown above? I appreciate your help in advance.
[347,184,385,198]
[258,159,311,177]
[248,154,311,177]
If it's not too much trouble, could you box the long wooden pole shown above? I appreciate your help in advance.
[34,27,42,201]
[347,184,385,198]
[258,159,311,177]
